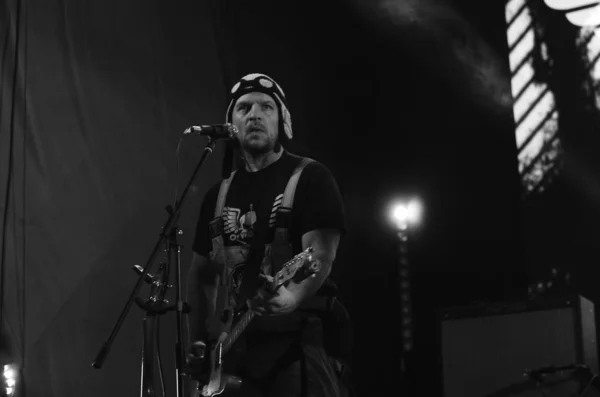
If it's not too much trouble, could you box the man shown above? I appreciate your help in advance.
[186,73,348,397]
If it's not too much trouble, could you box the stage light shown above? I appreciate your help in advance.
[543,0,596,10]
[387,196,423,379]
[389,198,422,231]
[543,0,600,27]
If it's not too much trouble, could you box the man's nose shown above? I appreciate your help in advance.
[248,104,262,119]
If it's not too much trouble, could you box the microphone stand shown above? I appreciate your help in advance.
[92,137,218,397]
[134,259,171,397]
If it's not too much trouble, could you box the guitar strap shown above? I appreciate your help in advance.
[209,169,238,287]
[262,157,313,277]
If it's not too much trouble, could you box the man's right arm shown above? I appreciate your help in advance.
[186,252,222,343]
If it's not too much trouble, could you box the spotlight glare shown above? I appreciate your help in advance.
[407,200,422,225]
[3,368,15,380]
[393,205,409,227]
[389,198,423,230]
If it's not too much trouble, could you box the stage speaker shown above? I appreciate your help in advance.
[440,294,599,397]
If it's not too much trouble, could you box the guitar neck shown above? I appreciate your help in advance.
[221,309,255,355]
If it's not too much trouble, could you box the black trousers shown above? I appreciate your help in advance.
[235,320,348,397]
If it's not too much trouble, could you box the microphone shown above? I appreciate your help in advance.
[183,123,238,140]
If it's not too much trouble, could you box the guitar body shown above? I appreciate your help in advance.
[188,338,246,397]
[189,375,242,397]
[190,374,242,397]
[194,326,243,397]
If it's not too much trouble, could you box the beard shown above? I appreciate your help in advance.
[241,134,278,156]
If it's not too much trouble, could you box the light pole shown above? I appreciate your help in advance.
[0,327,18,397]
[389,199,422,380]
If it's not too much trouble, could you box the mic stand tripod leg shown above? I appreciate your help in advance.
[165,225,188,397]
[136,260,170,397]
[140,312,158,397]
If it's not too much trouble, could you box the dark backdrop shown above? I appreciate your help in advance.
[0,0,525,396]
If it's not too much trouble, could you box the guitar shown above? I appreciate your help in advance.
[187,246,320,397]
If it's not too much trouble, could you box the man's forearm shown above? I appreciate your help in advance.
[290,228,341,306]
[287,257,332,304]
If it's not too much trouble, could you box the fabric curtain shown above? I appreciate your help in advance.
[1,0,230,395]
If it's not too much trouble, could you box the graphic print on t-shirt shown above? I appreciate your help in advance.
[222,204,257,244]
[222,192,284,246]
[268,194,283,228]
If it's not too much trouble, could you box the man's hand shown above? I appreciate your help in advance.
[253,284,300,316]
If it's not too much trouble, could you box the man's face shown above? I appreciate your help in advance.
[231,92,279,155]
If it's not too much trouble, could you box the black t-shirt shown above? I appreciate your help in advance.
[192,150,345,332]
[193,150,345,256]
